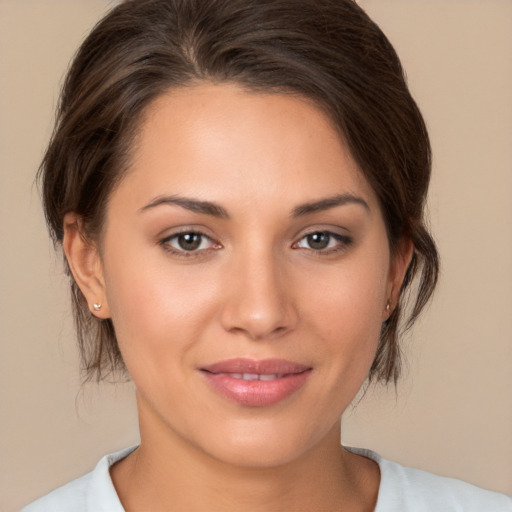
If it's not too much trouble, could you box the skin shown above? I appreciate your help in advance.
[63,83,412,511]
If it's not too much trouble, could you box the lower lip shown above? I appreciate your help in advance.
[201,371,311,407]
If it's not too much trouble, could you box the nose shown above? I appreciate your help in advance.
[220,250,298,341]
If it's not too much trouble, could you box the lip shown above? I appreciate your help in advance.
[200,358,312,407]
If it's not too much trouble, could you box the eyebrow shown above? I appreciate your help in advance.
[291,194,370,217]
[139,195,229,218]
[139,192,369,219]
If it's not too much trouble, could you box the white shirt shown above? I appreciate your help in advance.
[22,446,512,511]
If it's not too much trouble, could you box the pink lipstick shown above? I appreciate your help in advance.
[200,358,312,407]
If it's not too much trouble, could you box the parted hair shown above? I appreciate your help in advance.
[39,0,439,383]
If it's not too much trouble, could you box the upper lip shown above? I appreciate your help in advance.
[200,358,311,375]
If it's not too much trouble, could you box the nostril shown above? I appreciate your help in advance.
[221,305,297,341]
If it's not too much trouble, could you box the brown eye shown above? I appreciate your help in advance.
[177,233,203,251]
[161,231,217,254]
[306,232,331,250]
[294,231,352,253]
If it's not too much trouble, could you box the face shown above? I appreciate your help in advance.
[86,84,405,467]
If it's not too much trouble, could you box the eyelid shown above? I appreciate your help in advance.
[159,228,222,256]
[157,225,352,257]
[292,228,353,254]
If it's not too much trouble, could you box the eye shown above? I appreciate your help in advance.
[294,231,351,252]
[160,231,219,254]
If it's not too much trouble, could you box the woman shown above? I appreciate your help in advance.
[21,0,512,510]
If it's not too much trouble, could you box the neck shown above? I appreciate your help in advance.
[111,395,379,512]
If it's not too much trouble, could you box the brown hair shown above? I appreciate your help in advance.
[40,0,439,383]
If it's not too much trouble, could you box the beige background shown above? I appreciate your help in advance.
[1,1,511,510]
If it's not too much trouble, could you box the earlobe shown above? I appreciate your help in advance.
[62,213,110,318]
[384,237,414,320]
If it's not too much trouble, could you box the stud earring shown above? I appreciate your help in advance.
[93,303,102,312]
[386,301,391,312]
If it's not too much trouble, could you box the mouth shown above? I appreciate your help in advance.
[210,372,287,381]
[200,358,312,407]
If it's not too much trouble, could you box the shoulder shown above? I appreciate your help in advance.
[350,448,512,512]
[21,447,136,512]
[21,472,92,512]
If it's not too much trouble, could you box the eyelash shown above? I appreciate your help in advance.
[159,230,220,258]
[292,231,353,255]
[159,230,352,258]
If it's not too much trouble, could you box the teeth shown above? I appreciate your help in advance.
[259,374,280,381]
[220,373,283,381]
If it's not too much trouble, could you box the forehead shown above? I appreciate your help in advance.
[117,83,377,213]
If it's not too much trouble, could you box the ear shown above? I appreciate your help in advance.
[383,237,414,321]
[62,212,110,318]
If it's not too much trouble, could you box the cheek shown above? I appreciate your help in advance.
[303,254,389,373]
[308,254,388,328]
[101,245,220,372]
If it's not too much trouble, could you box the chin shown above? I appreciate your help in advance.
[194,416,339,470]
[206,439,310,469]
